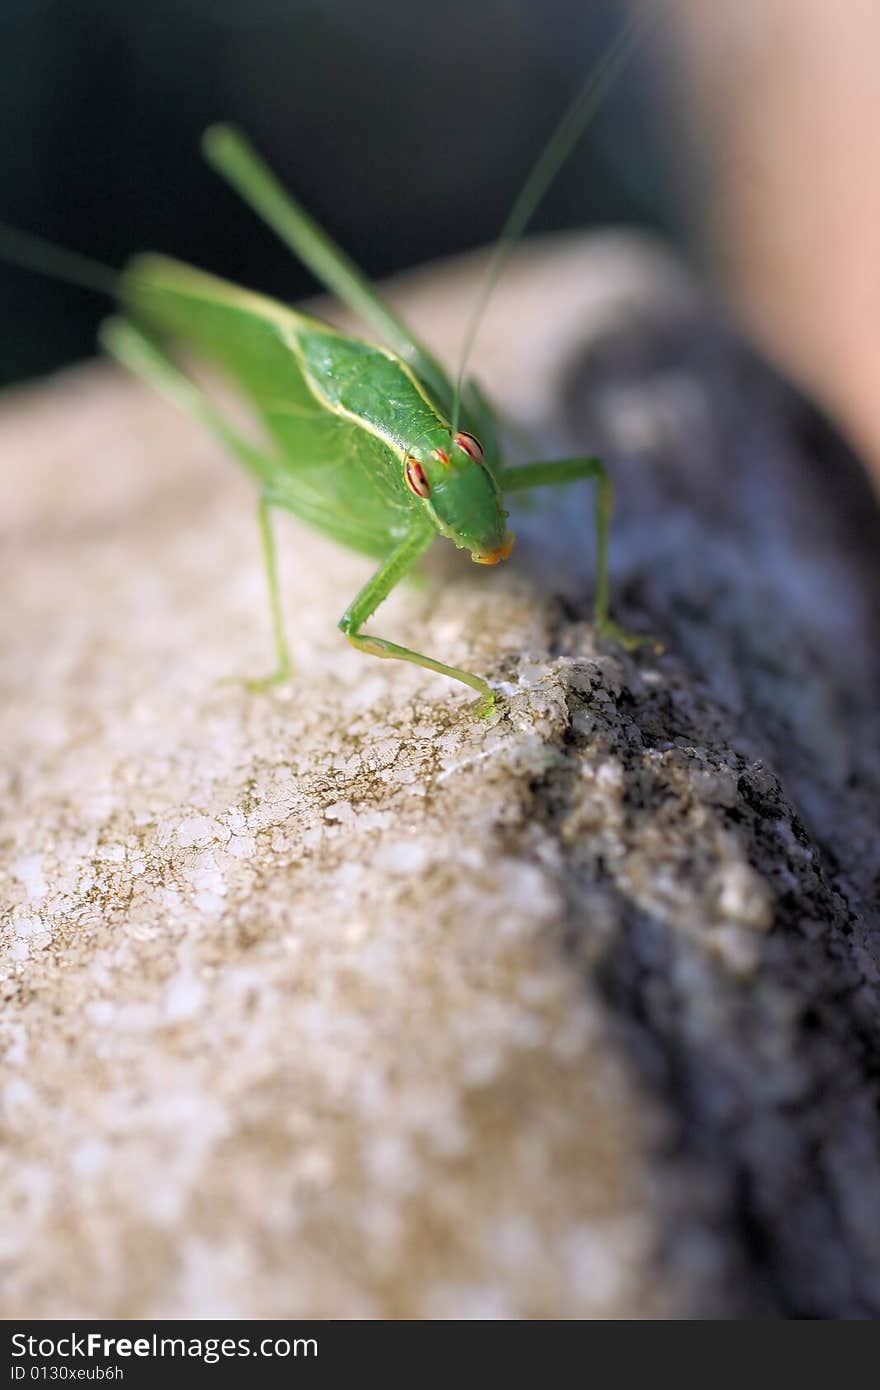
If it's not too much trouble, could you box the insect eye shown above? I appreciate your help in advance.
[454,430,485,463]
[404,455,432,499]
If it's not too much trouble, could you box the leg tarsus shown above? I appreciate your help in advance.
[500,455,659,652]
[220,495,292,692]
[246,495,292,689]
[595,616,662,654]
[343,631,495,716]
[340,531,496,716]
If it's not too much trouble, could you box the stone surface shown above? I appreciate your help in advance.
[1,233,879,1318]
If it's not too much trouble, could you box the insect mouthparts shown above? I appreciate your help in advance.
[472,533,515,565]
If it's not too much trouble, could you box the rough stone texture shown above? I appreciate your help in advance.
[1,233,879,1318]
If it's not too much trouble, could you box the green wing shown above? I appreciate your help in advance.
[120,254,421,555]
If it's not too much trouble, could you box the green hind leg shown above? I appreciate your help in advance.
[339,529,496,717]
[101,317,294,685]
[202,125,455,419]
[246,496,292,689]
[499,456,655,651]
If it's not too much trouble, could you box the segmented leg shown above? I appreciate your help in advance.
[499,456,654,650]
[247,496,292,689]
[339,530,496,716]
[202,126,455,418]
[102,317,296,682]
[100,317,279,489]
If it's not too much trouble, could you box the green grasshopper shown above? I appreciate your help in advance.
[104,124,647,717]
[2,20,652,715]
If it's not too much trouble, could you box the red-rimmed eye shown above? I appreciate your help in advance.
[454,430,485,463]
[404,456,432,498]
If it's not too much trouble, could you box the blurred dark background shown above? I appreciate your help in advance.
[0,0,680,388]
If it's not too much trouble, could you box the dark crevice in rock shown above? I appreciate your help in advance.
[519,616,880,1314]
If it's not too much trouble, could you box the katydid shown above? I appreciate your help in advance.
[1,16,654,715]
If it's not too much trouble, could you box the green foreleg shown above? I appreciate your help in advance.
[500,456,653,650]
[339,529,496,716]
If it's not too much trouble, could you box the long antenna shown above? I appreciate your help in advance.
[451,3,656,431]
[0,221,118,298]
